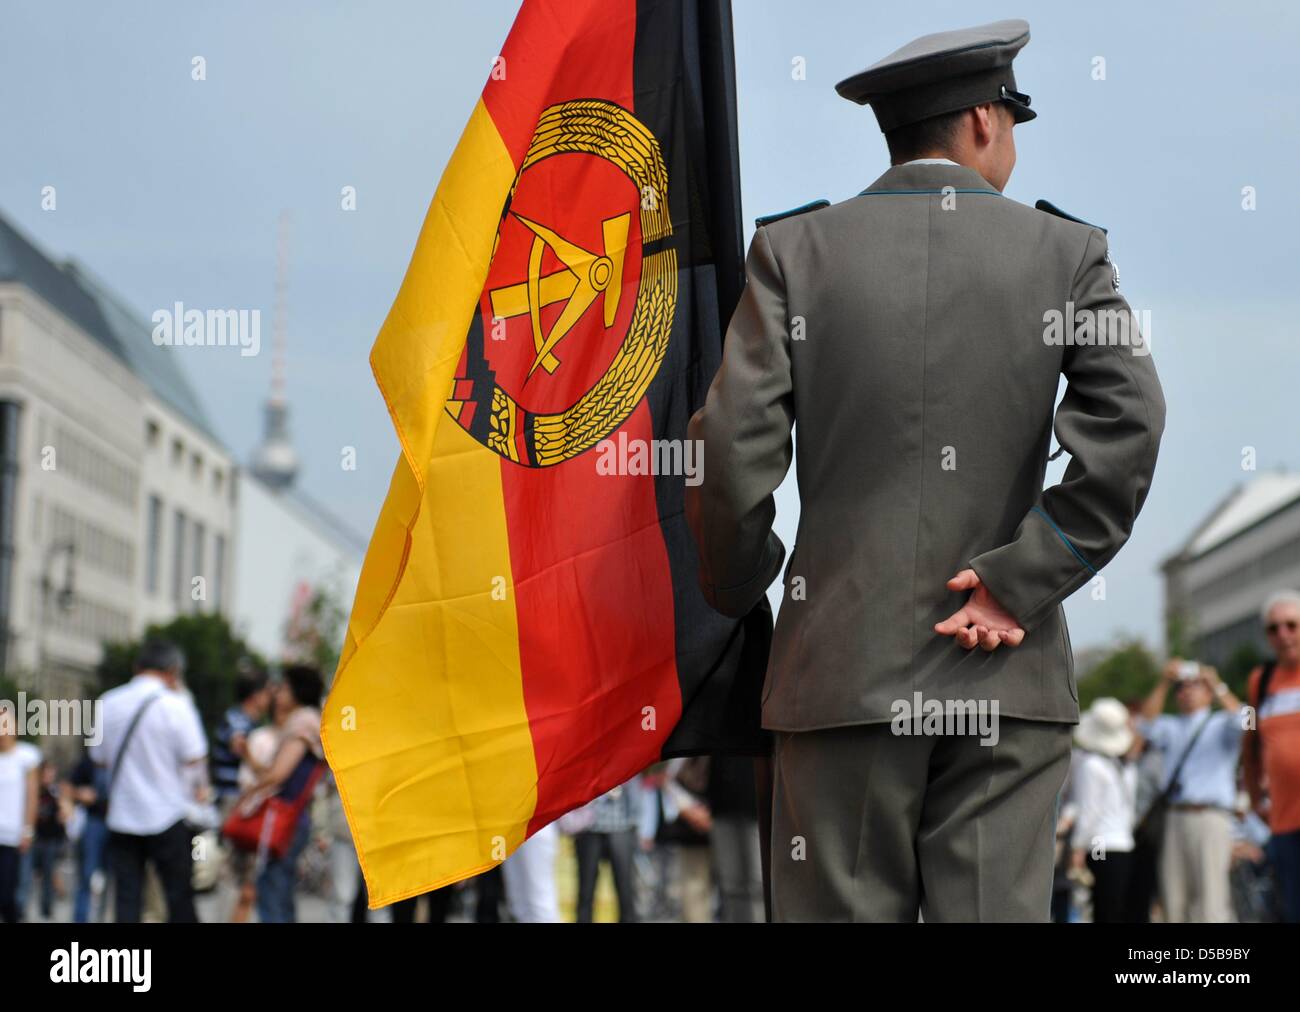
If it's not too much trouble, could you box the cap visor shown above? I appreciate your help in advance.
[1007,100,1036,123]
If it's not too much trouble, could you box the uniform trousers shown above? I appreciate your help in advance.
[771,717,1071,921]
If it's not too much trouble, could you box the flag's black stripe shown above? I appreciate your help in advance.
[523,406,537,466]
[633,0,771,759]
[696,0,746,321]
[640,234,674,259]
[463,310,497,446]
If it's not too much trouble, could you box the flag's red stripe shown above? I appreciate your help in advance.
[488,0,682,832]
[505,402,682,832]
[481,0,637,166]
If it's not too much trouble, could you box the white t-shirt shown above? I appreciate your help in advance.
[0,740,42,846]
[1069,750,1139,854]
[90,674,208,836]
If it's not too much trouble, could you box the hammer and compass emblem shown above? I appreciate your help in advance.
[446,99,677,468]
[489,211,631,382]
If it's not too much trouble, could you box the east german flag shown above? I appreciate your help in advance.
[323,0,771,906]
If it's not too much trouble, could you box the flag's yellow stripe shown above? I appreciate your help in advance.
[322,99,535,907]
[371,98,519,482]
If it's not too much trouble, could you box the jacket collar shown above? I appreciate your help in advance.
[861,162,1000,195]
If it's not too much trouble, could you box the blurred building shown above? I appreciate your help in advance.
[0,224,136,695]
[235,375,363,663]
[0,215,237,696]
[0,210,363,694]
[66,262,238,633]
[234,472,364,664]
[233,212,363,664]
[1162,469,1300,668]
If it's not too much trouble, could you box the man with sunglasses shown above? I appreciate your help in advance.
[1243,590,1300,921]
[1138,659,1245,921]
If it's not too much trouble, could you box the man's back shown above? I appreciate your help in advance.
[687,161,1165,731]
[94,675,207,836]
[690,15,1170,923]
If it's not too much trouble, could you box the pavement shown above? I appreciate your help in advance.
[16,833,641,923]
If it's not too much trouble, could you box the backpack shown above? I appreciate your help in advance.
[1249,660,1278,762]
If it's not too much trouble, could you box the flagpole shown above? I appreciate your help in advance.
[698,0,775,924]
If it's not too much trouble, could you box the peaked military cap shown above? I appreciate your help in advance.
[835,19,1036,132]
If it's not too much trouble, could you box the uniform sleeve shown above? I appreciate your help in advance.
[968,228,1166,632]
[685,226,794,618]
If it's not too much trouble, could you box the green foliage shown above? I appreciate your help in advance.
[1078,639,1161,709]
[96,641,136,692]
[96,613,264,734]
[283,581,349,684]
[1221,642,1264,699]
[0,669,27,741]
[0,669,21,705]
[1079,635,1265,715]
[1165,610,1195,661]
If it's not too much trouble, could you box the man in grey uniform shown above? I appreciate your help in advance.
[685,19,1166,921]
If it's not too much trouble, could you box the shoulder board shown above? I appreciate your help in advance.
[1034,199,1106,235]
[755,199,829,229]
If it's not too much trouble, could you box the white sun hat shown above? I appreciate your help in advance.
[1073,697,1134,757]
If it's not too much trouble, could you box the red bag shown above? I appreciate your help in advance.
[222,758,324,860]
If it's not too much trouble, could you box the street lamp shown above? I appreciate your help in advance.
[39,539,76,698]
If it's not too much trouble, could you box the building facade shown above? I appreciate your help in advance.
[0,238,140,697]
[1163,470,1300,669]
[233,475,363,665]
[0,217,239,699]
[68,262,239,634]
[0,211,368,701]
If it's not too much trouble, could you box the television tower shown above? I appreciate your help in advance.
[251,210,300,490]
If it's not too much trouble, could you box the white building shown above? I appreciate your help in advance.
[231,219,364,665]
[0,209,363,695]
[1162,470,1300,667]
[233,473,363,664]
[0,219,142,698]
[0,215,236,697]
[0,205,374,702]
[66,262,238,632]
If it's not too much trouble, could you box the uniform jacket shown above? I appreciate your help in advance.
[685,162,1166,731]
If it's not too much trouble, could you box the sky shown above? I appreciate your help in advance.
[2,0,1298,655]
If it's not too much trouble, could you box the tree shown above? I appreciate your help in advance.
[1165,610,1195,663]
[0,670,21,707]
[1079,635,1267,716]
[97,613,265,734]
[0,669,28,741]
[283,579,349,683]
[1077,639,1162,709]
[1222,642,1264,699]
